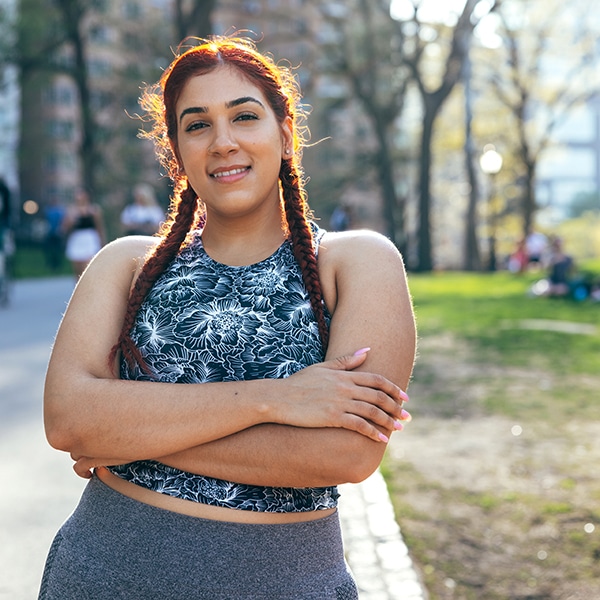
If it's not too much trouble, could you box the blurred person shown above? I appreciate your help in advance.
[0,178,13,305]
[545,236,574,297]
[0,178,10,232]
[330,202,353,232]
[508,238,528,273]
[525,230,548,270]
[120,183,165,236]
[63,187,105,280]
[38,38,416,599]
[43,197,66,271]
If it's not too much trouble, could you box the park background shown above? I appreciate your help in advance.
[1,1,600,598]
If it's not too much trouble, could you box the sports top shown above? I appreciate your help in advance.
[108,224,339,512]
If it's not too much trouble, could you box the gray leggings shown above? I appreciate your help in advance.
[38,476,358,599]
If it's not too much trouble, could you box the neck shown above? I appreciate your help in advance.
[200,210,288,267]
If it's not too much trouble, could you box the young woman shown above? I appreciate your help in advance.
[63,187,105,279]
[39,37,416,599]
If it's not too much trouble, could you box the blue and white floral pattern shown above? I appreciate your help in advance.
[108,225,339,512]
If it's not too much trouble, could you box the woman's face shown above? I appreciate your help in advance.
[175,65,293,222]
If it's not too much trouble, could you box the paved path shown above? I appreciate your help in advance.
[0,276,427,599]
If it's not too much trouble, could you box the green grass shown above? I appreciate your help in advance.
[10,245,72,279]
[409,270,600,375]
[384,269,600,599]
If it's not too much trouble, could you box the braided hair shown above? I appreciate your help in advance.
[109,37,329,374]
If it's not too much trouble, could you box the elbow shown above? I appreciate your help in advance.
[342,456,381,484]
[44,411,77,453]
[43,389,82,453]
[329,437,385,485]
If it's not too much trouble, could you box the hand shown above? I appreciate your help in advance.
[276,349,410,443]
[70,453,122,479]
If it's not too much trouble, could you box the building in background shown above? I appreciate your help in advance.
[0,0,19,197]
[9,0,600,252]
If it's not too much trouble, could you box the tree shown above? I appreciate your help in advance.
[462,39,481,270]
[398,0,498,271]
[174,0,217,42]
[314,0,410,249]
[487,0,600,238]
[53,0,96,192]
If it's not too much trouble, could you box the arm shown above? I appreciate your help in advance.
[149,230,416,486]
[46,236,404,465]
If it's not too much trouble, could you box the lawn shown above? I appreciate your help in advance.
[383,269,600,599]
[10,244,72,279]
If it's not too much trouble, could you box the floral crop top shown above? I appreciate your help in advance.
[108,224,339,512]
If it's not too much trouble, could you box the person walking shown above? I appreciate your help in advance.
[120,183,165,236]
[63,187,105,280]
[43,198,66,272]
[39,37,416,599]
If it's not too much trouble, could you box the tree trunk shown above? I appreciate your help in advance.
[463,45,481,270]
[56,0,96,193]
[522,161,537,237]
[416,108,435,272]
[174,0,216,43]
[372,115,405,251]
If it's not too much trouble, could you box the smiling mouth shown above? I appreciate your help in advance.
[210,167,250,179]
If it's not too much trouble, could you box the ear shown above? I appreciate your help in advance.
[280,116,294,159]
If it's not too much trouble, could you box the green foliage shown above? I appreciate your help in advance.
[569,191,600,218]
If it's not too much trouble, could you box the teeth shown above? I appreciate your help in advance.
[212,167,247,178]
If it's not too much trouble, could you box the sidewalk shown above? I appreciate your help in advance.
[339,472,428,599]
[0,276,427,599]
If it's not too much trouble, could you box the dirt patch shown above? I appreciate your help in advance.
[385,333,600,599]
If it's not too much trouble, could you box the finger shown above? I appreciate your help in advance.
[322,347,371,372]
[339,413,390,443]
[73,461,93,479]
[347,398,401,431]
[343,383,404,421]
[350,371,408,405]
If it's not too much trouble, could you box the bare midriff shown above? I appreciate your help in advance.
[96,467,336,524]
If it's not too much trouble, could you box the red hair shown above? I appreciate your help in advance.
[109,37,329,374]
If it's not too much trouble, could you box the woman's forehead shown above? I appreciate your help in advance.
[177,66,267,109]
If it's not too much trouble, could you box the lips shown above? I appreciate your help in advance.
[210,166,250,179]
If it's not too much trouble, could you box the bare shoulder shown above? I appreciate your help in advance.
[85,235,159,278]
[319,229,405,273]
[318,229,410,320]
[73,235,160,300]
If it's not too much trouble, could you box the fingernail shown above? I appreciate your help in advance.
[378,432,389,443]
[393,420,404,431]
[401,409,412,422]
[399,390,410,402]
[353,347,371,356]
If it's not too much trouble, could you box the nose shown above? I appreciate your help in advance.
[209,121,239,156]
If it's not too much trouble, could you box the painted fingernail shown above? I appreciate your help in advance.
[378,432,389,443]
[401,409,412,422]
[399,390,410,402]
[353,347,371,356]
[393,420,404,431]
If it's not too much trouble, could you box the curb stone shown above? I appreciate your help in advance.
[339,470,428,599]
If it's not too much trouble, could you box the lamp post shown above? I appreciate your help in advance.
[479,145,503,271]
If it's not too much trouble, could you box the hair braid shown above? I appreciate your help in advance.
[108,183,200,374]
[280,159,329,351]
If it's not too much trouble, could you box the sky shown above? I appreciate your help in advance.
[390,0,502,48]
[390,0,471,23]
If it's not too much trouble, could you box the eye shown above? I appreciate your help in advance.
[234,112,259,122]
[184,120,209,133]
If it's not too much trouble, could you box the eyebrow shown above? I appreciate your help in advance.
[179,96,266,123]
